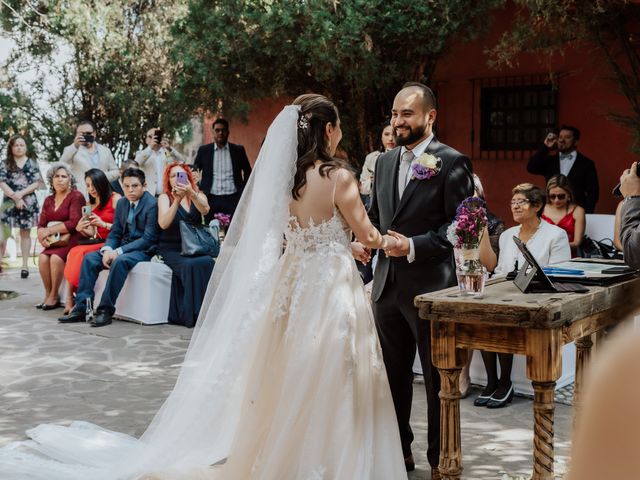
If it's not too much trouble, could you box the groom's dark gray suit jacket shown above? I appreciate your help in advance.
[368,138,474,302]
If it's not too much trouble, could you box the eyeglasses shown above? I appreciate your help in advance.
[548,193,567,201]
[510,199,530,207]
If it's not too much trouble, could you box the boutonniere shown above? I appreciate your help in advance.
[411,153,442,180]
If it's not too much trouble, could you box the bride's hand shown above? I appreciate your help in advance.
[351,241,371,264]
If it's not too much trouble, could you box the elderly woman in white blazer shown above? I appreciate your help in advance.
[59,120,119,195]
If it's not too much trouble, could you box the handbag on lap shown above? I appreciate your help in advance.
[179,220,220,257]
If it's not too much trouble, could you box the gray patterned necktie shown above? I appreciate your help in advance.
[398,150,415,197]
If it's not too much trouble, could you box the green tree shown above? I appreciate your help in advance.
[489,0,640,152]
[170,0,503,163]
[0,0,191,162]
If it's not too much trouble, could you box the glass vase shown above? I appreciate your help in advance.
[454,245,486,297]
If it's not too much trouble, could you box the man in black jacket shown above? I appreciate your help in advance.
[193,118,252,222]
[367,82,474,479]
[527,125,599,213]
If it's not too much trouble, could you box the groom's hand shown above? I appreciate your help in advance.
[385,230,410,257]
[351,241,371,264]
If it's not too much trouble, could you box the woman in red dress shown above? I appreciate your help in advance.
[542,174,586,255]
[36,163,85,309]
[63,168,120,314]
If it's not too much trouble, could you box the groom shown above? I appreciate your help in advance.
[367,82,474,478]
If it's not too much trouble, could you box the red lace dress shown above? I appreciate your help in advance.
[64,193,117,288]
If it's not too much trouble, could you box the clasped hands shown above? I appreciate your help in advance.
[351,230,410,264]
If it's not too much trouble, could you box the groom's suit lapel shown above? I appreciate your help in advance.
[392,138,440,221]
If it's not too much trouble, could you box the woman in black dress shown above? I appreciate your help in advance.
[0,135,44,277]
[157,162,214,327]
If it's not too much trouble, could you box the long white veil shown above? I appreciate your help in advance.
[0,105,300,479]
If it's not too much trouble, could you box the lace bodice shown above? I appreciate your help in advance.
[285,208,352,254]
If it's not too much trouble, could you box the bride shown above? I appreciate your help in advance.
[0,94,406,479]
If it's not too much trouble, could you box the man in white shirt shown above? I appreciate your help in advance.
[134,128,186,196]
[527,125,599,213]
[59,120,119,195]
[193,118,252,222]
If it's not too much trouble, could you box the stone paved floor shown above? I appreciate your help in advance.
[0,267,572,479]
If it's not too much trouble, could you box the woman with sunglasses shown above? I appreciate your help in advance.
[542,174,586,254]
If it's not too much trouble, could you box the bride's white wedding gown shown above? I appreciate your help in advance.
[0,105,405,479]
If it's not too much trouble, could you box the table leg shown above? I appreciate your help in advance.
[438,367,463,480]
[573,334,593,413]
[532,381,556,480]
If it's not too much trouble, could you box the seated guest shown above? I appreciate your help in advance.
[542,174,586,253]
[36,163,85,309]
[475,183,570,409]
[473,174,505,257]
[58,168,159,327]
[157,162,214,327]
[63,169,121,314]
[459,174,499,398]
[110,159,139,196]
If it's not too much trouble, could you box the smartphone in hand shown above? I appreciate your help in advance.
[82,205,92,219]
[176,171,188,185]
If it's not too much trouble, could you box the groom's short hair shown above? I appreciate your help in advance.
[402,82,437,110]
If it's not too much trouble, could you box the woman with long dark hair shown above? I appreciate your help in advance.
[63,168,120,314]
[0,135,44,277]
[0,95,406,479]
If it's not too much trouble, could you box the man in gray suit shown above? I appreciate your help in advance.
[59,120,119,195]
[367,82,474,479]
[619,161,640,269]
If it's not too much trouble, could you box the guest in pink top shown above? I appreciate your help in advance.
[542,174,586,253]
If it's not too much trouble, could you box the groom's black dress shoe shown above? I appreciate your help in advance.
[90,310,113,328]
[58,309,86,323]
[404,454,415,472]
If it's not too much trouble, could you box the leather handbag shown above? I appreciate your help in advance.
[179,220,220,257]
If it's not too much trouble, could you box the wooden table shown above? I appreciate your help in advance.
[415,276,640,480]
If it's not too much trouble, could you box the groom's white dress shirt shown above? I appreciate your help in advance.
[398,134,434,263]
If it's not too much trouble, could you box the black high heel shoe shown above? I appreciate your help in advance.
[486,384,514,409]
[473,388,496,407]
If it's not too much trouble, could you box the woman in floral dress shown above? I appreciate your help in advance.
[0,135,44,277]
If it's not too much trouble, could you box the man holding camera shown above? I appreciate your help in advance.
[135,127,185,196]
[194,118,252,223]
[619,162,640,269]
[527,125,599,213]
[59,120,119,196]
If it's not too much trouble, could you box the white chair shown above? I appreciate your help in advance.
[584,214,615,241]
[93,261,172,325]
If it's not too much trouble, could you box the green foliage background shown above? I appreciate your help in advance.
[0,0,638,165]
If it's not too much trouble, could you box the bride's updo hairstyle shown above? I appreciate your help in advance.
[292,93,346,199]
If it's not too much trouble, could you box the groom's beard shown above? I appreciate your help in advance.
[393,124,428,146]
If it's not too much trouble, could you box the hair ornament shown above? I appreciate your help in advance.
[297,113,310,131]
